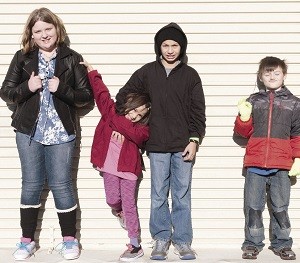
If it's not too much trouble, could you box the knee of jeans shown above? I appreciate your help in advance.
[248,208,264,237]
[248,208,263,228]
[273,210,291,229]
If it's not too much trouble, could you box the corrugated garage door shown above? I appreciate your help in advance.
[0,0,299,249]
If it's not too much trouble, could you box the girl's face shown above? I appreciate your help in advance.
[32,20,58,52]
[125,104,149,123]
[260,66,286,91]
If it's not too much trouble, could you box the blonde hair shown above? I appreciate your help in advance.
[21,7,67,54]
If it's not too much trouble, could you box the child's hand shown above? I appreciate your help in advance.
[237,98,252,122]
[111,131,125,144]
[80,59,93,72]
[289,158,300,176]
[28,71,42,92]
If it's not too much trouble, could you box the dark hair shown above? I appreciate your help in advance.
[21,7,67,54]
[257,56,288,79]
[115,92,151,125]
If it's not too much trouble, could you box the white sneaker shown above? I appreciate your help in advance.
[56,239,80,260]
[13,241,36,261]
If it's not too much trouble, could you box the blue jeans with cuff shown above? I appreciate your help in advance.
[16,132,77,210]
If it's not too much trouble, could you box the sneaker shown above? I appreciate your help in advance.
[173,243,196,260]
[242,246,259,259]
[119,244,144,261]
[112,210,127,230]
[13,241,36,261]
[56,238,80,260]
[150,239,170,260]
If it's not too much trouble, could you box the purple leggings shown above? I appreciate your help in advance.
[103,172,140,239]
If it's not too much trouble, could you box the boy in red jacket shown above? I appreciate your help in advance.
[234,56,300,260]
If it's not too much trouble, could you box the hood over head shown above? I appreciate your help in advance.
[154,22,187,62]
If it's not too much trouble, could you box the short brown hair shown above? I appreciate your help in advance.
[257,56,287,79]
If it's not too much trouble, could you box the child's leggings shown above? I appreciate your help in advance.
[103,172,140,239]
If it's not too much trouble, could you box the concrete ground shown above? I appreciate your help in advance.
[1,245,299,263]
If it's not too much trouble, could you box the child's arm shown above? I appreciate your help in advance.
[109,115,149,148]
[289,100,300,176]
[80,60,115,116]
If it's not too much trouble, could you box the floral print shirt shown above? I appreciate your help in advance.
[32,51,75,145]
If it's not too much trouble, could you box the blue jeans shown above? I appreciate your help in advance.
[149,152,194,244]
[16,132,77,211]
[242,170,293,252]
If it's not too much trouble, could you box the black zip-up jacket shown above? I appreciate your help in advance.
[0,44,93,136]
[116,23,206,152]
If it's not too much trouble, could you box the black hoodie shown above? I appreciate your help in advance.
[116,23,206,152]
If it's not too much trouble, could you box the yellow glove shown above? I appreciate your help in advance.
[289,158,300,176]
[237,98,252,122]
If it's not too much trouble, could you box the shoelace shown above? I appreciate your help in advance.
[13,242,34,256]
[55,240,78,254]
[154,241,168,251]
[126,244,134,252]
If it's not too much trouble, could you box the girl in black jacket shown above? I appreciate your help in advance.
[0,7,93,261]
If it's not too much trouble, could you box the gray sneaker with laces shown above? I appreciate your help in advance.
[174,243,196,260]
[150,239,171,260]
[119,244,144,261]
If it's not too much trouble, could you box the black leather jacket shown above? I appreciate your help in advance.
[0,44,93,136]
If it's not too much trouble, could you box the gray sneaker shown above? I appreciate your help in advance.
[119,244,144,262]
[150,239,171,260]
[174,243,196,260]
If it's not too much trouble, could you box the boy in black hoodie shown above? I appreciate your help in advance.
[116,22,206,260]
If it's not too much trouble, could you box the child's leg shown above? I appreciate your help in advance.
[120,178,140,245]
[118,178,144,261]
[242,171,266,252]
[269,170,293,251]
[103,172,122,212]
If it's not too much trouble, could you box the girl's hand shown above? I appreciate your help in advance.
[48,76,60,92]
[28,71,42,92]
[80,59,94,72]
[111,131,125,144]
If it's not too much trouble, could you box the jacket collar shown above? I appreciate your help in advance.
[23,43,71,78]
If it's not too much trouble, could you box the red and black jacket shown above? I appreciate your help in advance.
[234,86,300,170]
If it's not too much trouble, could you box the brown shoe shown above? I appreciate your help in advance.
[242,246,259,259]
[269,247,296,260]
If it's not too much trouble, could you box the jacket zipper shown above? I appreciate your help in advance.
[264,92,274,167]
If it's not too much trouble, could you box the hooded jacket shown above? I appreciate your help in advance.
[234,86,300,170]
[0,44,93,136]
[116,23,206,152]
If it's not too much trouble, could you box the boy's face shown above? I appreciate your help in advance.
[260,66,286,91]
[160,40,181,65]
